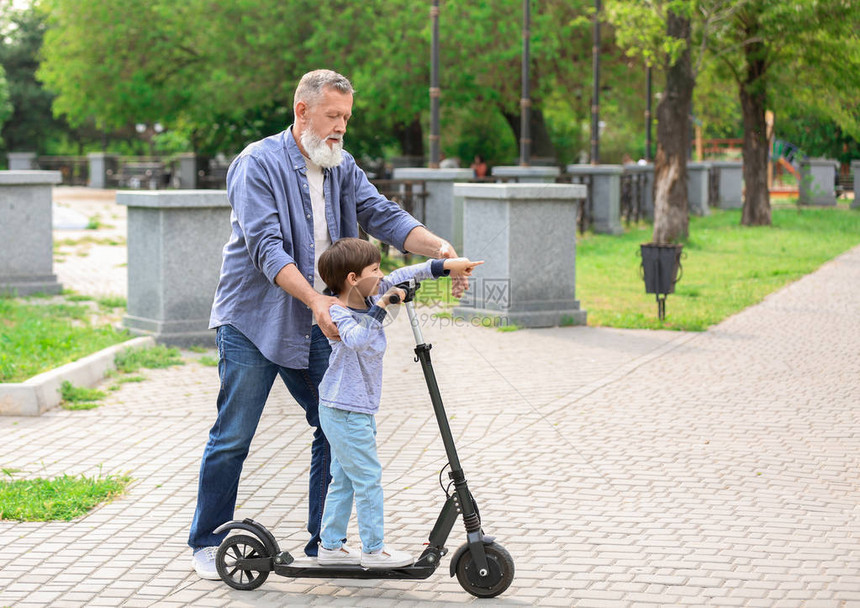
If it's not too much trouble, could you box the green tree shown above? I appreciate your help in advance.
[706,0,860,225]
[37,0,603,164]
[0,3,57,153]
[607,0,712,243]
[0,65,11,144]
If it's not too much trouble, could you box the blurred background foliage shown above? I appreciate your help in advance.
[0,0,857,169]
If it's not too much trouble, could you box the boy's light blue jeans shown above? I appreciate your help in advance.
[318,405,384,554]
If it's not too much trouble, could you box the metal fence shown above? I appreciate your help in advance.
[106,157,171,189]
[35,156,89,186]
[620,171,648,224]
[556,174,592,234]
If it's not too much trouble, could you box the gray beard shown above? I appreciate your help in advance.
[300,127,344,169]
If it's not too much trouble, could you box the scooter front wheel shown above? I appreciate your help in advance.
[216,534,270,590]
[455,542,515,598]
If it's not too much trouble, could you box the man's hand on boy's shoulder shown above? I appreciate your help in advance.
[312,293,341,340]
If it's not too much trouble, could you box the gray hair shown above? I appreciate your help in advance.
[293,69,354,110]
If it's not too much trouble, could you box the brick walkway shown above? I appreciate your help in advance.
[1,189,858,607]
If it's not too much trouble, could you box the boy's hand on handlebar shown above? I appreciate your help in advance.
[380,286,407,307]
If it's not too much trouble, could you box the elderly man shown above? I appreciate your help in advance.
[189,69,465,579]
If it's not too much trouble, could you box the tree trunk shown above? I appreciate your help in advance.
[394,116,424,162]
[502,107,557,162]
[652,11,694,244]
[739,14,771,226]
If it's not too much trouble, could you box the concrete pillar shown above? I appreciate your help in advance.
[710,161,743,209]
[566,164,624,234]
[452,183,587,328]
[176,153,199,189]
[850,160,860,210]
[687,161,711,216]
[87,152,119,189]
[490,165,560,183]
[624,163,655,220]
[118,190,232,347]
[0,171,63,296]
[799,159,838,206]
[392,167,472,252]
[7,152,37,171]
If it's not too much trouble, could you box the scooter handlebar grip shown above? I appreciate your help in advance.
[388,294,401,304]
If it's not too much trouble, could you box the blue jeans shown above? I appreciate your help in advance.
[318,405,384,554]
[188,324,332,556]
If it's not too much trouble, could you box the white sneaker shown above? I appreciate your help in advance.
[360,546,414,569]
[317,543,362,566]
[192,546,220,580]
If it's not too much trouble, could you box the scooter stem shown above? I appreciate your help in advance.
[404,299,464,475]
[406,297,426,346]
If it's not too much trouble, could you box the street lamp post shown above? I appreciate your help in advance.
[591,0,601,165]
[645,65,652,161]
[429,0,441,168]
[520,0,531,167]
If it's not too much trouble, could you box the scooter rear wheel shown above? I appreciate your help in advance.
[455,542,515,598]
[216,534,270,590]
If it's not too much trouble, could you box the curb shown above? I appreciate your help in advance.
[0,336,155,417]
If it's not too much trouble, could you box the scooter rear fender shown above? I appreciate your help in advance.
[213,518,281,557]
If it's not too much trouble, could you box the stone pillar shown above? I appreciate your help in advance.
[452,183,587,328]
[566,164,624,234]
[850,160,860,210]
[490,165,560,183]
[176,153,199,189]
[687,161,711,216]
[87,152,119,189]
[624,163,655,220]
[7,152,37,171]
[0,171,63,296]
[118,190,232,347]
[799,159,838,206]
[709,160,744,209]
[392,167,472,252]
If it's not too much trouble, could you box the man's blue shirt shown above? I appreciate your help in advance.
[209,128,423,368]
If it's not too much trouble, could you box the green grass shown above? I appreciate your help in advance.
[56,347,185,411]
[97,296,127,309]
[0,472,130,521]
[60,381,107,410]
[0,298,131,383]
[114,345,184,373]
[577,206,860,331]
[197,355,219,367]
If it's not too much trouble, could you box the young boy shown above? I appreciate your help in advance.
[315,237,482,568]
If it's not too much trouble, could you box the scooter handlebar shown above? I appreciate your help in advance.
[389,280,420,304]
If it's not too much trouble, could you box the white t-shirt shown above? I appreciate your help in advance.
[304,156,332,294]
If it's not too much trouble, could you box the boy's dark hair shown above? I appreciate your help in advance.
[318,238,382,294]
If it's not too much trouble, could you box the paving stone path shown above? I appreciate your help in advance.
[1,189,858,607]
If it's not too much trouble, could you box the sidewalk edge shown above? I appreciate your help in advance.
[0,336,155,417]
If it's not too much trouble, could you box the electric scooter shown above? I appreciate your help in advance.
[212,279,514,598]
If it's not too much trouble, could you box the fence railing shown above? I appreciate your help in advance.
[555,174,592,234]
[620,171,648,225]
[35,156,89,186]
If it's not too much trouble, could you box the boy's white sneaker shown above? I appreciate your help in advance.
[192,546,220,580]
[360,546,414,569]
[317,543,362,566]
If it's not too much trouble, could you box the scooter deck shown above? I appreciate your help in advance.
[274,557,437,580]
